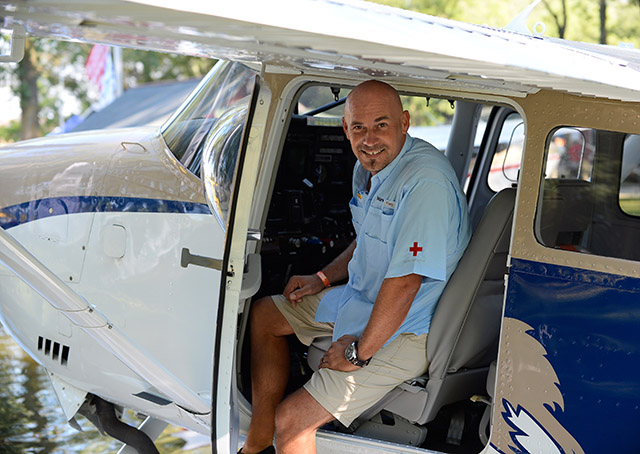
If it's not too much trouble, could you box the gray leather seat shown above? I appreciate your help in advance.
[308,187,516,428]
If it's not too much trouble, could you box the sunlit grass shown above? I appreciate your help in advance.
[619,197,640,216]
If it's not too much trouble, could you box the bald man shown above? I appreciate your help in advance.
[241,81,471,454]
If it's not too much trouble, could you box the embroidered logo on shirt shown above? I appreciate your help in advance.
[409,242,423,257]
[384,199,396,209]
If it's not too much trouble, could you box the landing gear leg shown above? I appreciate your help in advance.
[91,395,160,454]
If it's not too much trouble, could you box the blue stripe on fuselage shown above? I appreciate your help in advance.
[505,258,640,453]
[0,196,211,229]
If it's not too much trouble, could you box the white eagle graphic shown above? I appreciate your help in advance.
[484,318,584,454]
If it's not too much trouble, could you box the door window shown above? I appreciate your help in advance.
[619,134,640,216]
[536,127,640,261]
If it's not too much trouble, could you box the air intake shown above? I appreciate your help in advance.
[38,336,70,366]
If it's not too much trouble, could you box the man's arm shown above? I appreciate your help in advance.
[284,240,356,305]
[320,273,422,371]
[358,273,422,359]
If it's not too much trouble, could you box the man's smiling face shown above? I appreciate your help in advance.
[342,81,410,176]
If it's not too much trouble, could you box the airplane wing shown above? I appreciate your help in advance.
[2,0,640,101]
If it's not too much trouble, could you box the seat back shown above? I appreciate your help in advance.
[427,187,515,380]
[381,187,516,425]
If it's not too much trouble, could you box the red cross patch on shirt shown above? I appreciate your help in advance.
[409,242,423,257]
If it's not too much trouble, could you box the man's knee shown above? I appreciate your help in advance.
[274,398,298,443]
[250,296,292,337]
[275,390,333,448]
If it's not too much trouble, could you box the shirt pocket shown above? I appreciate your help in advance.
[349,196,365,235]
[362,206,393,269]
[363,203,393,242]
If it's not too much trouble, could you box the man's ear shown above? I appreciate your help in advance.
[401,110,410,134]
[342,117,350,139]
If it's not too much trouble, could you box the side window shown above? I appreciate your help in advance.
[619,134,640,216]
[536,127,640,261]
[487,112,525,192]
[545,127,594,181]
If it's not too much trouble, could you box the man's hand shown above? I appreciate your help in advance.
[283,274,325,306]
[319,334,361,372]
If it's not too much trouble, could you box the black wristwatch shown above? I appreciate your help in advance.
[345,340,371,367]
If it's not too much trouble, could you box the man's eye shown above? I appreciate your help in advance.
[378,123,387,128]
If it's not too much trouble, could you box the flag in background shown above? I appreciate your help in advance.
[85,44,117,110]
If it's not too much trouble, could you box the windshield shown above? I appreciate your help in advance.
[161,60,257,175]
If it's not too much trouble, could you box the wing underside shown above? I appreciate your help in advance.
[2,0,640,101]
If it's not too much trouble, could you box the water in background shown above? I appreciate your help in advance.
[0,324,207,453]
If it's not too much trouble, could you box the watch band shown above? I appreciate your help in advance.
[346,340,370,367]
[316,270,330,288]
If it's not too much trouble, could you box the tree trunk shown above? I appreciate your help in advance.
[542,0,567,39]
[600,0,607,44]
[17,39,40,140]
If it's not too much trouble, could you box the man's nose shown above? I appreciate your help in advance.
[363,128,378,145]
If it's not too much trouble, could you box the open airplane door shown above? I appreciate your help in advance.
[200,64,267,453]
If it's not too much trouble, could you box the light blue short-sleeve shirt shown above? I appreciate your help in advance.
[315,135,471,345]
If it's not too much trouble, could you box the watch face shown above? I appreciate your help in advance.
[345,342,356,362]
[345,341,365,366]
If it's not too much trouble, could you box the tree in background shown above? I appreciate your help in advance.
[0,38,215,143]
[600,0,607,44]
[121,49,214,87]
[0,38,91,142]
[542,0,568,38]
[375,0,639,47]
[15,39,39,140]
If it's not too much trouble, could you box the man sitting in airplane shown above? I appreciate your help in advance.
[241,80,471,454]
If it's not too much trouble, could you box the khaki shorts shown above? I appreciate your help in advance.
[272,289,429,427]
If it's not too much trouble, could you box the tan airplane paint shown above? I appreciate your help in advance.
[510,89,640,279]
[491,317,584,454]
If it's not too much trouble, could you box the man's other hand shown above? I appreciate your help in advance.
[319,334,360,372]
[283,274,325,306]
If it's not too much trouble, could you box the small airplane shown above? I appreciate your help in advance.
[1,1,640,453]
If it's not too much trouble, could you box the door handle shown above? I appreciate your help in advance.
[180,248,223,271]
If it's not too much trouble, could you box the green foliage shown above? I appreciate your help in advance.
[401,96,455,127]
[373,0,640,47]
[369,0,462,18]
[0,37,216,142]
[122,49,215,87]
[0,120,21,144]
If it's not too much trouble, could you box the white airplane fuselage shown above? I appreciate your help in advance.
[0,126,221,432]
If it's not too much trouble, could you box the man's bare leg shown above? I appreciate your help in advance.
[275,387,335,454]
[242,296,294,453]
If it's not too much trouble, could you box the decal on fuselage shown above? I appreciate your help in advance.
[489,318,584,454]
[0,195,210,230]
